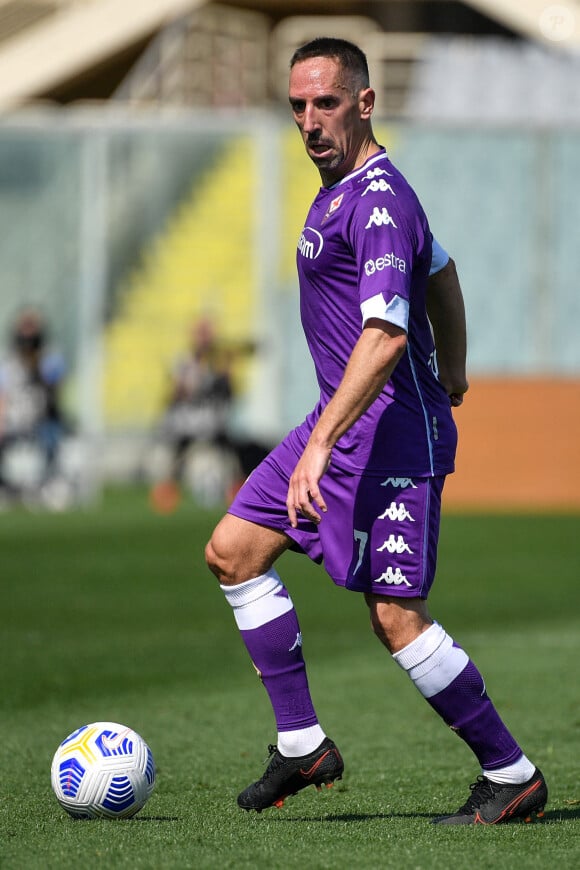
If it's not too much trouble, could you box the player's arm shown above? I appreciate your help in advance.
[426,256,469,407]
[286,319,406,527]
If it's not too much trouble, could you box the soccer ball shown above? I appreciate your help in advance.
[51,722,156,819]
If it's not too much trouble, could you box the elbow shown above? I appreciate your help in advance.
[364,318,407,372]
[437,256,457,281]
[391,331,408,362]
[379,330,407,377]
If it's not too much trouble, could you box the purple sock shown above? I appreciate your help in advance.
[393,623,523,769]
[426,658,522,769]
[221,571,318,732]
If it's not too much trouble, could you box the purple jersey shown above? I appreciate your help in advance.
[296,149,456,476]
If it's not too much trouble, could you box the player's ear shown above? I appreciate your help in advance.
[359,87,375,119]
[358,88,375,121]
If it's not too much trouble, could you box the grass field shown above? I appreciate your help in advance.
[1,487,579,869]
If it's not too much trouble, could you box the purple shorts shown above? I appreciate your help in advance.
[228,428,445,599]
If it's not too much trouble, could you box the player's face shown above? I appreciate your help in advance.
[289,56,373,185]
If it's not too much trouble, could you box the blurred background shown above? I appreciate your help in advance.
[0,0,578,511]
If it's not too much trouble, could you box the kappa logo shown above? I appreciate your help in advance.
[289,632,303,652]
[378,501,415,522]
[361,179,396,197]
[381,478,417,489]
[298,227,324,260]
[365,207,397,229]
[374,567,412,587]
[360,167,393,181]
[376,534,413,554]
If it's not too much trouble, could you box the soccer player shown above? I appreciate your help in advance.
[205,37,547,824]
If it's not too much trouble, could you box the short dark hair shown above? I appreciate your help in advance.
[290,37,370,93]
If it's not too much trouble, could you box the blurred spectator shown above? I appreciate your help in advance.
[149,317,271,512]
[150,318,237,511]
[0,307,68,503]
[163,318,233,475]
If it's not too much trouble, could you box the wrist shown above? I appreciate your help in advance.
[308,430,334,452]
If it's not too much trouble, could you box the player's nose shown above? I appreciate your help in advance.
[301,104,320,134]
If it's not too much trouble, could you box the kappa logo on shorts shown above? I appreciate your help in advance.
[374,567,412,587]
[376,534,413,554]
[378,502,415,522]
[380,478,417,489]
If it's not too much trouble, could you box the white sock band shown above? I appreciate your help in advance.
[392,622,469,698]
[277,724,326,758]
[484,755,536,785]
[220,569,293,630]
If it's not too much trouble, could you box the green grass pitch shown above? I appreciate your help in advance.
[1,487,579,869]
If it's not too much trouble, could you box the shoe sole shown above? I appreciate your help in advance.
[432,804,547,825]
[271,772,343,810]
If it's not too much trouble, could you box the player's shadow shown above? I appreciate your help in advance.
[127,807,580,824]
[270,807,580,823]
[272,812,431,823]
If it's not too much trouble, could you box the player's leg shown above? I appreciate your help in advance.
[360,476,546,824]
[367,594,546,823]
[367,592,530,774]
[205,441,344,810]
[207,512,324,744]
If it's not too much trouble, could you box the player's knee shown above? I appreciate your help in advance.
[205,529,232,581]
[204,537,219,577]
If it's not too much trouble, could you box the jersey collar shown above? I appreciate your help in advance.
[327,148,388,190]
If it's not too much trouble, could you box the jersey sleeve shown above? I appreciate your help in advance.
[347,175,429,332]
[430,236,450,275]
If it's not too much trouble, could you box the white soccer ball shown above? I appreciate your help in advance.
[51,722,156,819]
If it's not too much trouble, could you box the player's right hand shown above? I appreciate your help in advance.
[286,443,331,528]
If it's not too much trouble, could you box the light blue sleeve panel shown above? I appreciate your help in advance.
[360,292,409,331]
[430,237,450,276]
